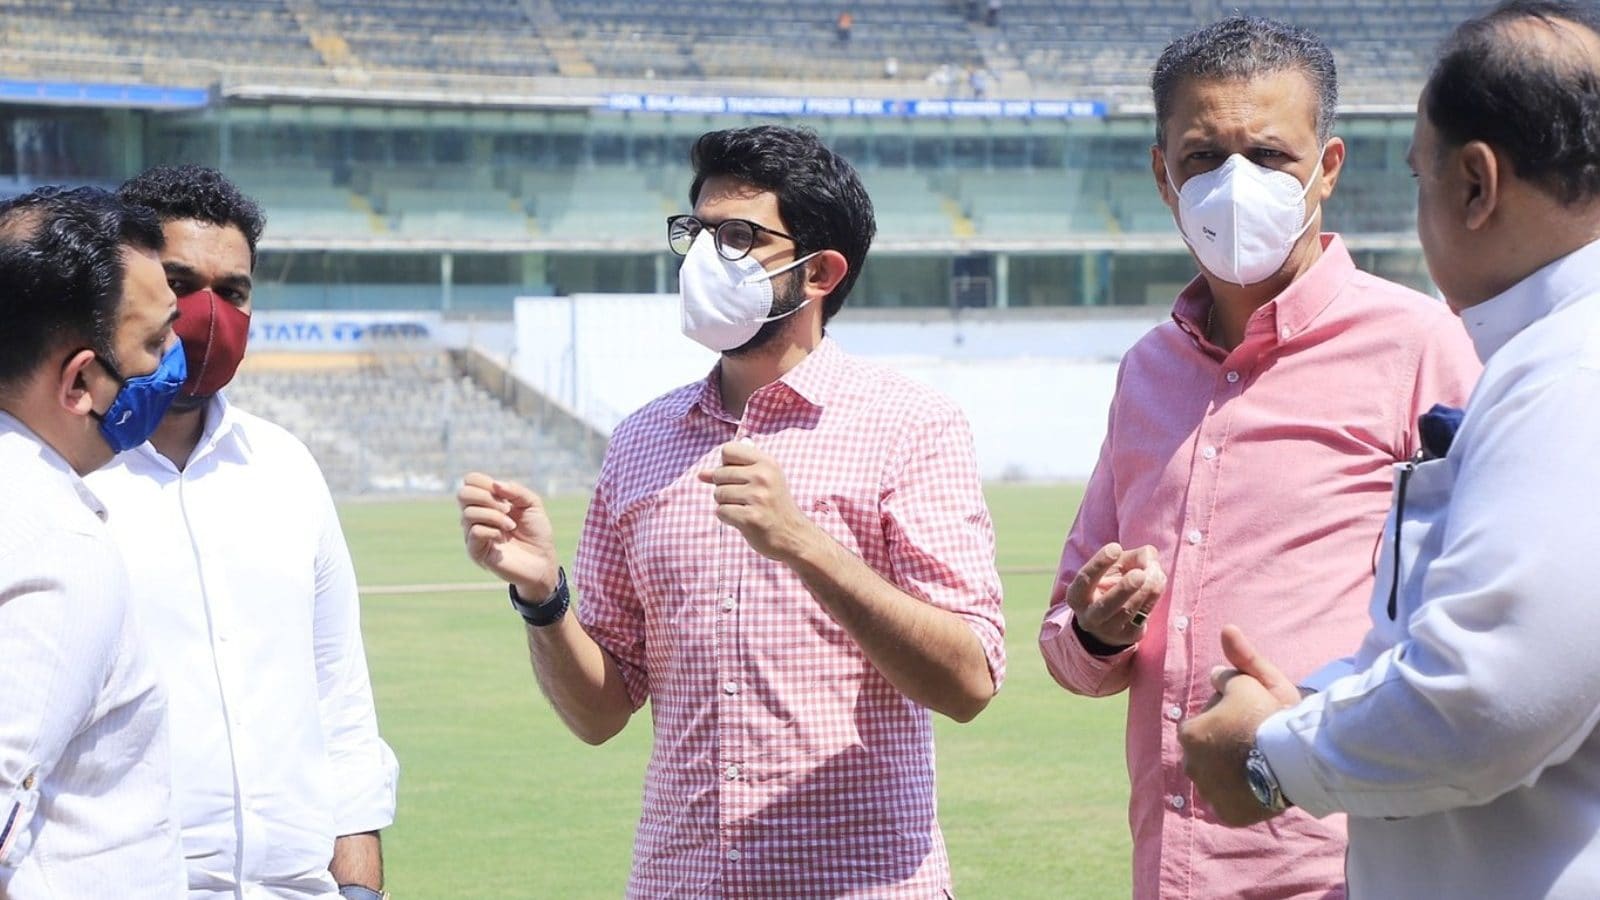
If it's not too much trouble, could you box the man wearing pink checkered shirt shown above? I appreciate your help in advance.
[458,125,1006,898]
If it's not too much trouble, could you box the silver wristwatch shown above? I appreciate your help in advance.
[1245,747,1290,812]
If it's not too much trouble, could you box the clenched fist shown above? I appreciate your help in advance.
[697,440,821,562]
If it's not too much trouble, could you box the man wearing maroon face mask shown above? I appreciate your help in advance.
[85,166,398,900]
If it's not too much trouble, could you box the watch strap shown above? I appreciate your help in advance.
[338,886,388,900]
[509,568,570,627]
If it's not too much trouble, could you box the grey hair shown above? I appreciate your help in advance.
[1151,15,1339,146]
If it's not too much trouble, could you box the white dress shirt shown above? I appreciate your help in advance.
[1257,237,1600,899]
[87,395,398,900]
[0,412,186,898]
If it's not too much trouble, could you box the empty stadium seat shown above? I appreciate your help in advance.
[226,352,599,496]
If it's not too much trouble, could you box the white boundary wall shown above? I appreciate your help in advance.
[512,294,1165,481]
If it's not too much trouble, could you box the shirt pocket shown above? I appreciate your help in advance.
[805,494,865,559]
[1372,458,1455,632]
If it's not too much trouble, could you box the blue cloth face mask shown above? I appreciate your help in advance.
[87,342,188,453]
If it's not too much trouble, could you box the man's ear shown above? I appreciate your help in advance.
[57,348,101,418]
[1458,140,1500,232]
[1316,136,1347,199]
[804,249,849,302]
[1152,144,1177,207]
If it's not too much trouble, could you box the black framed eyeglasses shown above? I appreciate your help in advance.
[666,214,799,261]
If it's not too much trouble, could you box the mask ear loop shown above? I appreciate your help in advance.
[1165,163,1205,258]
[739,250,824,323]
[1289,142,1333,242]
[738,250,821,287]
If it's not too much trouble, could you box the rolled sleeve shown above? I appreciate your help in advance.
[880,406,1007,690]
[573,483,652,710]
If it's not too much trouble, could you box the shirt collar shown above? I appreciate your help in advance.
[669,337,844,421]
[1459,237,1600,362]
[1172,233,1355,349]
[0,410,107,520]
[774,336,843,409]
[128,392,251,471]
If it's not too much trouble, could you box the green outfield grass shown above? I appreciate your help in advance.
[343,482,1132,898]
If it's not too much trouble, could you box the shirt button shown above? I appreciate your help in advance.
[722,596,736,612]
[723,681,740,695]
[1174,615,1190,631]
[1167,705,1183,721]
[724,765,740,780]
[1201,446,1217,460]
[1170,794,1186,810]
[727,848,742,862]
[1280,326,1292,340]
[21,773,34,790]
[1225,371,1240,384]
[1187,530,1203,545]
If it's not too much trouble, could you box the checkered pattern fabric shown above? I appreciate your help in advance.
[576,338,1004,898]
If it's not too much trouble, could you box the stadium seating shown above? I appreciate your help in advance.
[0,2,1450,245]
[226,352,600,495]
[0,0,1489,103]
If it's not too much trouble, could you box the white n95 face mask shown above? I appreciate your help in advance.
[679,231,819,352]
[1168,153,1323,286]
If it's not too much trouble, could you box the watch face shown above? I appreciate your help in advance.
[1247,767,1275,807]
[1245,752,1285,811]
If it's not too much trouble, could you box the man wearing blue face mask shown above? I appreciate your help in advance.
[0,186,186,897]
[87,166,397,900]
[458,125,1006,896]
[1037,15,1483,900]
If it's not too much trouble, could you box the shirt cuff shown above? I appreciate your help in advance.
[1255,699,1339,819]
[1038,606,1137,696]
[956,609,1008,693]
[332,740,400,836]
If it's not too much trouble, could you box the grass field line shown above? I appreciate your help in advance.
[359,564,1060,596]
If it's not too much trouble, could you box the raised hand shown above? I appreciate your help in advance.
[1057,542,1168,647]
[697,440,819,563]
[457,471,562,600]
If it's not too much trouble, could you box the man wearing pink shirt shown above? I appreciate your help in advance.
[1038,16,1481,900]
[458,125,1005,897]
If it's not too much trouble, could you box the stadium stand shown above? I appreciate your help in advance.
[0,0,1488,103]
[0,0,1477,491]
[0,0,1472,249]
[226,351,601,495]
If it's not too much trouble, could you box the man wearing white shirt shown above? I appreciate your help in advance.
[0,186,187,897]
[1180,2,1600,897]
[88,165,399,900]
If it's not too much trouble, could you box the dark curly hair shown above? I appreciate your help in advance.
[0,186,164,391]
[118,164,266,265]
[689,126,875,323]
[1425,0,1600,206]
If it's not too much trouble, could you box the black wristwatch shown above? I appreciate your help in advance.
[509,568,570,627]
